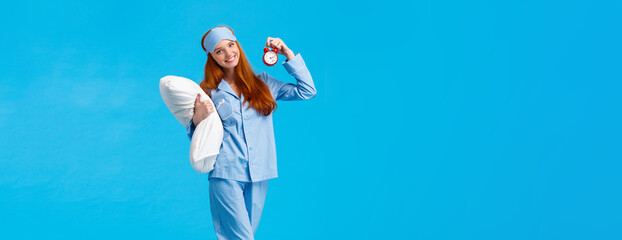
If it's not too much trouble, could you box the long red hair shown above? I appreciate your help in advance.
[200,26,277,116]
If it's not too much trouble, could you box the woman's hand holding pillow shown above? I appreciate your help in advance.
[193,93,215,126]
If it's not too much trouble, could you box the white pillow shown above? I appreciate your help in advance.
[159,75,223,174]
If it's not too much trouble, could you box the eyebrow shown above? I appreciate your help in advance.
[213,41,234,52]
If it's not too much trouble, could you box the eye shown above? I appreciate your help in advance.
[216,50,221,54]
[229,43,234,47]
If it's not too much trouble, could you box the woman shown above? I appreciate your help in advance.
[186,26,316,239]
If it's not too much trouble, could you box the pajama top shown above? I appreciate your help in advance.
[187,53,316,182]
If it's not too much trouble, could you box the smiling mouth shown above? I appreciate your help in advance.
[225,55,237,63]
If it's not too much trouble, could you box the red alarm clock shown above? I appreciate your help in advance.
[263,47,278,66]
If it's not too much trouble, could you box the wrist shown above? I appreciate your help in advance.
[285,50,295,60]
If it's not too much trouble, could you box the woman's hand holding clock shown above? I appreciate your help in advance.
[266,37,295,60]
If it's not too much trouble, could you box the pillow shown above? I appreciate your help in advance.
[159,75,223,174]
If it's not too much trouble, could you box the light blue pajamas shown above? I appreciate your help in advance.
[187,53,316,240]
[209,178,268,239]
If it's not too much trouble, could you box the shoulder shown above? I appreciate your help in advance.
[256,72,268,82]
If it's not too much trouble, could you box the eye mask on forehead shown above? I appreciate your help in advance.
[203,27,237,54]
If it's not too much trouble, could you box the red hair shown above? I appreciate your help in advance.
[200,26,277,116]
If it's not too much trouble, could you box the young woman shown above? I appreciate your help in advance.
[186,26,316,239]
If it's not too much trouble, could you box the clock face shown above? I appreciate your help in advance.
[264,51,278,65]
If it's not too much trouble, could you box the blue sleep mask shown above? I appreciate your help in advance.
[202,27,237,54]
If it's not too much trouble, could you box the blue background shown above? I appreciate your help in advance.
[1,0,621,239]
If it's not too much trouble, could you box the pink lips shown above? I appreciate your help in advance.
[225,55,236,63]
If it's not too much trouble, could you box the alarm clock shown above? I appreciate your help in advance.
[263,47,278,66]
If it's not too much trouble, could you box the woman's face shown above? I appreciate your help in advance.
[210,40,239,69]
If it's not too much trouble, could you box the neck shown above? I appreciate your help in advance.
[223,67,236,84]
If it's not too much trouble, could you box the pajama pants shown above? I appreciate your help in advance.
[209,178,269,240]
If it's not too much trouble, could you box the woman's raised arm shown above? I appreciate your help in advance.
[259,53,316,101]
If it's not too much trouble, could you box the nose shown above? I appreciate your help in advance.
[224,48,234,57]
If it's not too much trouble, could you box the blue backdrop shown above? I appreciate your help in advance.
[1,0,621,239]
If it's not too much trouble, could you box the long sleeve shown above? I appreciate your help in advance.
[186,119,196,140]
[259,53,316,101]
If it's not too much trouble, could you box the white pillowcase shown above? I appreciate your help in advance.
[159,75,223,174]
